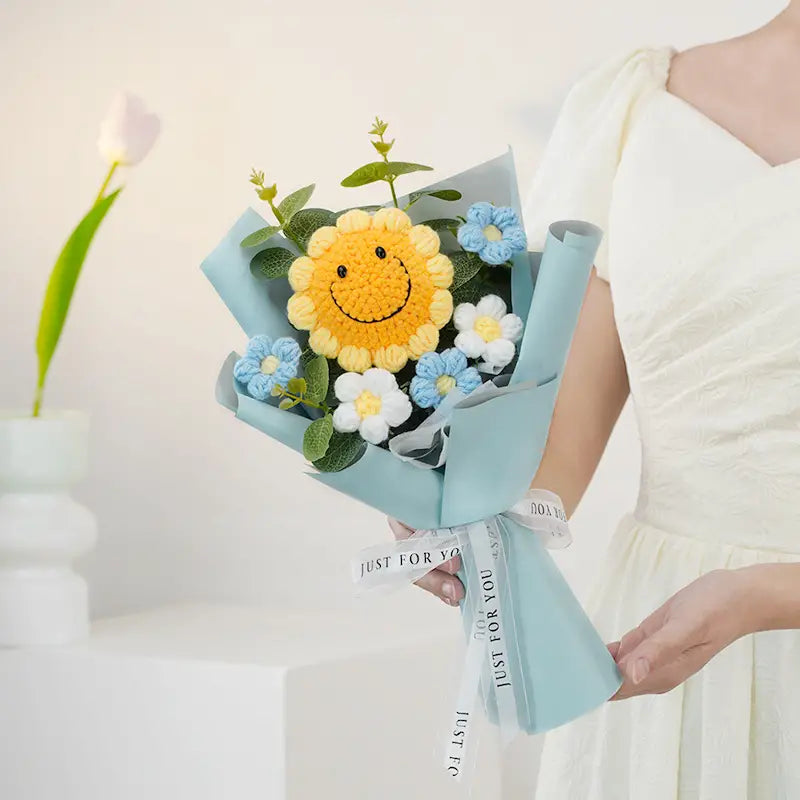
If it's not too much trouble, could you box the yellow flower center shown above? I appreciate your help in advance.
[474,315,502,342]
[354,390,382,419]
[482,224,503,242]
[260,355,280,375]
[435,374,456,396]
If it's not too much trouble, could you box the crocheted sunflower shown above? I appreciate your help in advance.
[286,208,454,373]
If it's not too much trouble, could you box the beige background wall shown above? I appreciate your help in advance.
[0,0,784,793]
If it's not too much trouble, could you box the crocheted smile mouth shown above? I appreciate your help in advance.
[329,258,412,324]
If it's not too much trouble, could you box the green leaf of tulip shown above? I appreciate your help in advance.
[250,247,295,279]
[312,430,365,472]
[277,183,315,224]
[303,354,329,405]
[283,208,336,251]
[302,414,334,462]
[241,225,282,248]
[385,161,433,178]
[341,162,390,187]
[34,189,122,409]
[450,251,484,290]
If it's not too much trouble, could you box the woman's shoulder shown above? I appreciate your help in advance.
[667,38,760,113]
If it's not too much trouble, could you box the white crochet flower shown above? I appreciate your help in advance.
[453,294,524,369]
[332,368,412,445]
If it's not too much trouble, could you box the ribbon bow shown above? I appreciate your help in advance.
[351,489,570,781]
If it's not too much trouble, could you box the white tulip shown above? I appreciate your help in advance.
[97,92,160,166]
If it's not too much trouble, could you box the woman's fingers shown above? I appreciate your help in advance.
[415,568,464,606]
[387,517,414,540]
[387,516,463,604]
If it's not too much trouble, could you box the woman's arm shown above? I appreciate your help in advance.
[611,563,800,699]
[530,270,629,516]
[390,269,630,605]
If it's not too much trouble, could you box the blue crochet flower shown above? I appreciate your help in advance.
[233,335,301,400]
[457,202,527,266]
[409,348,482,409]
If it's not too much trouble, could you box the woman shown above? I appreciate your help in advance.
[390,7,800,798]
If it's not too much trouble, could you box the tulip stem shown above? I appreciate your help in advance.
[95,162,119,205]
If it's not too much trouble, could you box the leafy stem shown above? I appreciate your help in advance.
[267,199,304,252]
[375,129,399,208]
[273,385,330,415]
[247,169,309,254]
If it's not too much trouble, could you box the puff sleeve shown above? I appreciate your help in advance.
[523,47,673,281]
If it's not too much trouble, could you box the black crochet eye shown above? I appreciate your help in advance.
[375,246,386,259]
[337,265,348,278]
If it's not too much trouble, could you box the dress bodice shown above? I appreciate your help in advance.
[526,47,800,553]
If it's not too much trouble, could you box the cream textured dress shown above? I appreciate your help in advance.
[525,47,800,799]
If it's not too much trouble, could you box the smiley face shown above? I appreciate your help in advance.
[287,208,454,373]
[329,243,411,323]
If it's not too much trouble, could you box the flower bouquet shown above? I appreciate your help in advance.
[202,120,621,779]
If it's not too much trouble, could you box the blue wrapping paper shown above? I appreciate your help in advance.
[203,150,622,736]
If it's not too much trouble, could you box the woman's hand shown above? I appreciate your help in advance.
[610,568,760,700]
[387,518,464,606]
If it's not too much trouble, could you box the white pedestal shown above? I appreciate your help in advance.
[0,603,501,799]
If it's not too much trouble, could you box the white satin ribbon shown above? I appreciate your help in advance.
[351,489,570,781]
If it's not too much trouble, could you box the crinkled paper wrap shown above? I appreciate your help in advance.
[203,150,622,736]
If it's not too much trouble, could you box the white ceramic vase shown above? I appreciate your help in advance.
[0,411,97,646]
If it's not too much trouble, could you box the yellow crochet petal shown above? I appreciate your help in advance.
[288,256,315,292]
[309,327,340,358]
[336,208,372,233]
[408,225,440,258]
[373,344,408,373]
[287,293,317,330]
[426,253,454,288]
[338,345,372,373]
[429,289,454,328]
[407,324,439,359]
[307,226,340,258]
[371,207,411,232]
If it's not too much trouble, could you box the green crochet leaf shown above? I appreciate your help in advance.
[409,189,461,205]
[386,161,433,178]
[312,430,365,473]
[304,354,329,404]
[450,251,483,290]
[303,414,334,462]
[277,183,315,224]
[283,208,336,251]
[250,247,295,279]
[341,162,389,187]
[419,218,461,234]
[451,276,487,306]
[241,225,281,248]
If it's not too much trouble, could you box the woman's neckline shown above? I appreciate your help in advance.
[661,46,800,171]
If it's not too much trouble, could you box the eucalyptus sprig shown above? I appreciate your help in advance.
[241,170,316,251]
[341,118,462,209]
[272,378,330,414]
